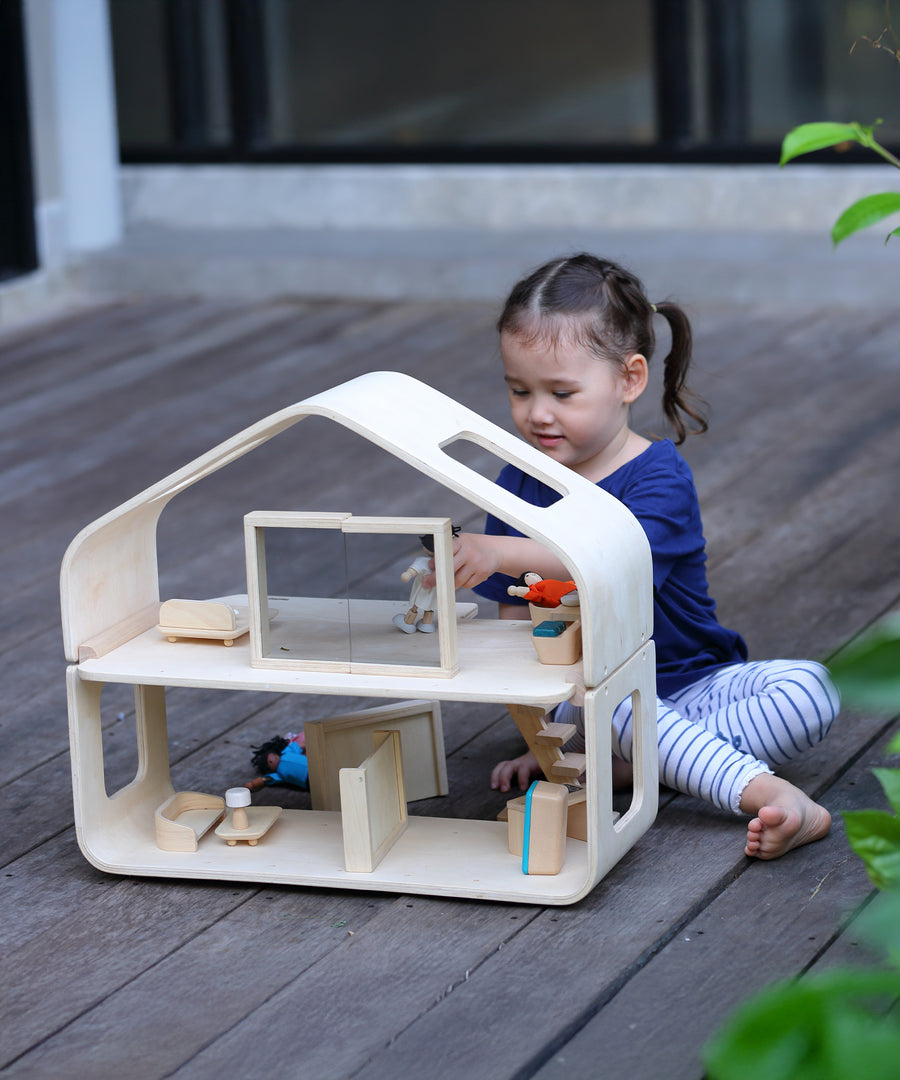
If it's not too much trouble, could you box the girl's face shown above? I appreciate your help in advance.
[501,328,647,482]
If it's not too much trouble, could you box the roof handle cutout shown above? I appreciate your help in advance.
[439,433,569,503]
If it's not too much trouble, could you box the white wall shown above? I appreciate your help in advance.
[20,0,122,267]
[48,0,122,251]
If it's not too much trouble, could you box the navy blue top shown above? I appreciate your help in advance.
[472,439,747,697]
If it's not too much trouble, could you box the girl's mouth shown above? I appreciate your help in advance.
[534,433,564,448]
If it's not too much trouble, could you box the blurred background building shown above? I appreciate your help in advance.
[3,0,900,321]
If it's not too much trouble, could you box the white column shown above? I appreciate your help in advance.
[51,0,122,251]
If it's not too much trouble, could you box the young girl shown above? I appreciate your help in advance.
[451,253,839,861]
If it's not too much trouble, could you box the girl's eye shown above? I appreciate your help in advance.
[509,388,529,398]
[553,391,574,400]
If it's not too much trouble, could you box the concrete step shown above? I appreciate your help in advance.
[78,224,899,311]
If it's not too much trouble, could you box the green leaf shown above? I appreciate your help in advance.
[873,767,900,816]
[886,225,900,244]
[830,615,900,712]
[780,122,866,165]
[832,192,900,245]
[703,969,900,1080]
[854,890,900,961]
[843,809,900,889]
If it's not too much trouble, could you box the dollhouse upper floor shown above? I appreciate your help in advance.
[61,371,653,698]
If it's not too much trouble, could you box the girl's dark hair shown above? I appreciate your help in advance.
[497,253,707,444]
[250,736,289,775]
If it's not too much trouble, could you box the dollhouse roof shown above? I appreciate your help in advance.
[60,371,652,687]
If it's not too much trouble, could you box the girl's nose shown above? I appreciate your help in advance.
[529,395,555,425]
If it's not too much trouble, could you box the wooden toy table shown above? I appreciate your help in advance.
[62,372,658,905]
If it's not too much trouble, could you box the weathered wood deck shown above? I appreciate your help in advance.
[2,294,899,1079]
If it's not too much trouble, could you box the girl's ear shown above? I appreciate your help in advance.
[622,353,649,403]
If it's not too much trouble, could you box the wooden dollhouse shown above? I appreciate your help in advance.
[61,371,657,904]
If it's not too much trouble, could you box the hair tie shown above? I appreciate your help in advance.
[650,303,657,312]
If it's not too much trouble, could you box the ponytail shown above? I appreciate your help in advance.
[655,301,707,445]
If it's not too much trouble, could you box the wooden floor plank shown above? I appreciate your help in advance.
[3,295,898,1077]
[46,708,883,1080]
[802,889,884,972]
[709,416,900,660]
[526,724,899,1080]
[0,299,197,386]
[169,897,540,1080]
[315,717,896,1080]
[0,300,305,442]
[2,846,392,1073]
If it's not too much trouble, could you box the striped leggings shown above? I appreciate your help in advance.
[556,660,840,814]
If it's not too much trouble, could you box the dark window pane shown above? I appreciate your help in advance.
[746,0,900,145]
[0,0,37,280]
[259,0,655,149]
[109,0,900,162]
[111,0,172,145]
[111,0,232,150]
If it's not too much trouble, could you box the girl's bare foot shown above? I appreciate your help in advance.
[740,773,831,860]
